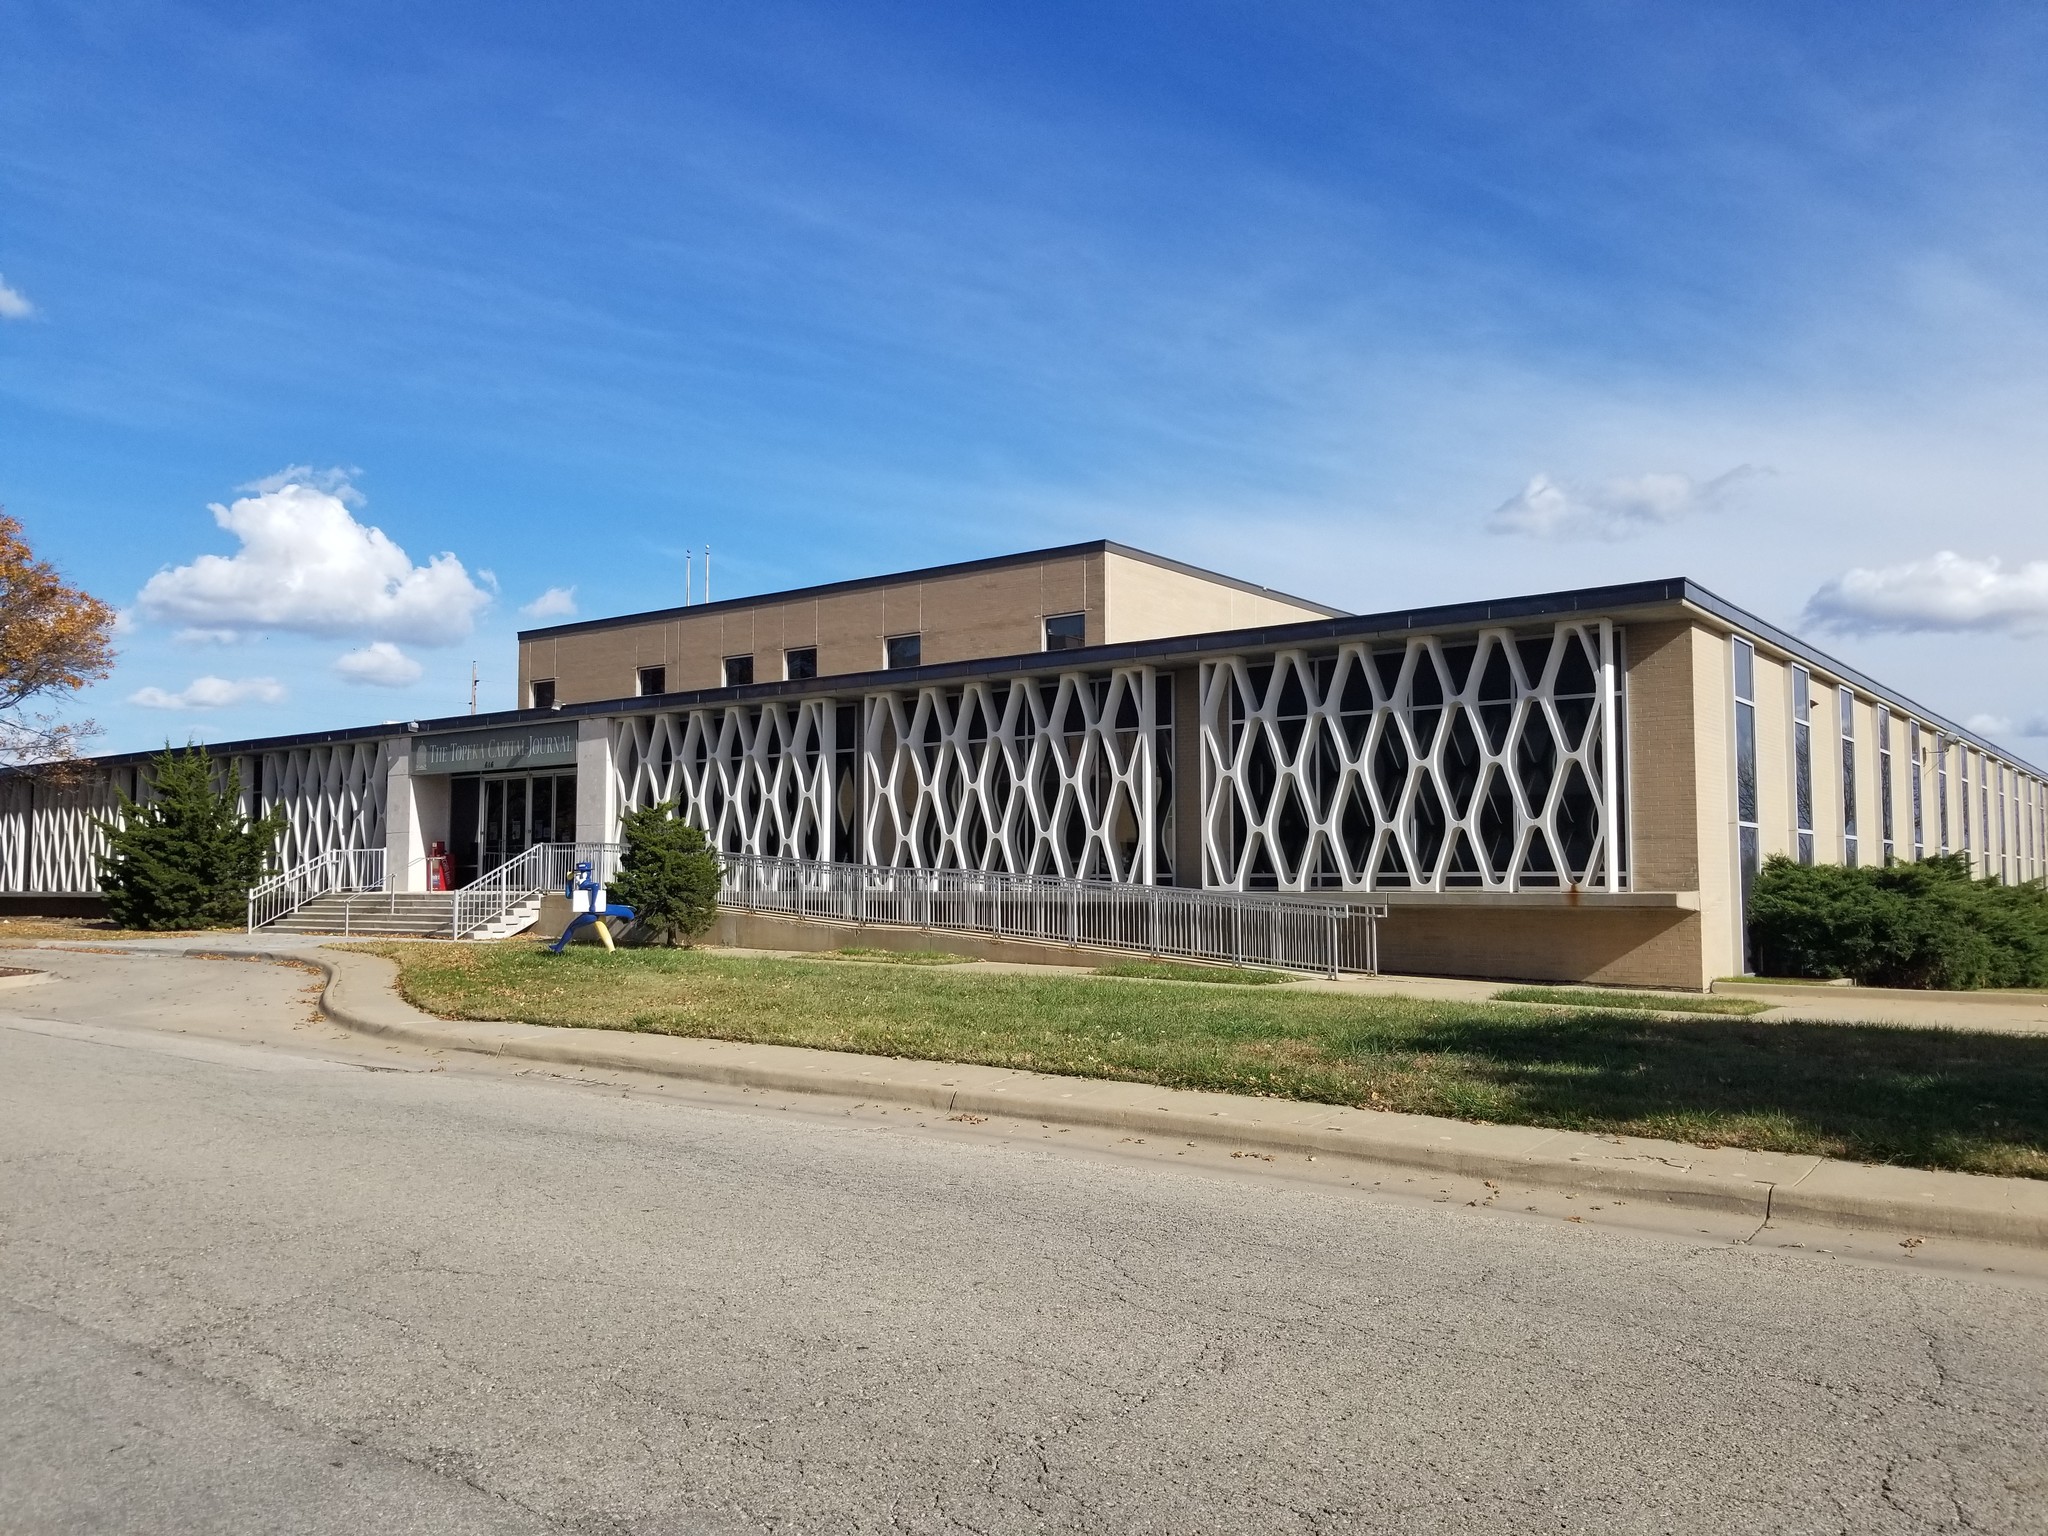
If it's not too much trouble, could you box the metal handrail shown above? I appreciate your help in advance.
[718,853,1384,977]
[450,841,622,938]
[249,841,1382,972]
[246,847,386,931]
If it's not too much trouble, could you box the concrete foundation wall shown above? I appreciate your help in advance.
[1376,905,1705,990]
[536,895,1706,989]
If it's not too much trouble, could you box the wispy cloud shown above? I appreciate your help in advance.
[136,468,491,644]
[1806,552,2048,636]
[0,274,33,320]
[1487,466,1763,541]
[333,641,423,688]
[520,586,577,620]
[129,675,286,710]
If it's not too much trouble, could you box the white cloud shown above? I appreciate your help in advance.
[1967,713,2012,737]
[136,469,491,644]
[1805,551,2048,636]
[1486,466,1762,541]
[0,274,33,320]
[333,641,424,688]
[128,676,287,710]
[520,586,578,620]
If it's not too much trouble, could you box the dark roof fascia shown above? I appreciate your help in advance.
[517,538,1345,641]
[1671,580,2047,776]
[30,577,2043,779]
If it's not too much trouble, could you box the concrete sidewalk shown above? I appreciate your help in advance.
[80,935,2034,1251]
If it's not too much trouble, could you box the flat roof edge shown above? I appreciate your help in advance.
[517,538,1344,640]
[26,576,2044,778]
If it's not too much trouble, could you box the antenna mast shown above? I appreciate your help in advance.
[468,662,478,715]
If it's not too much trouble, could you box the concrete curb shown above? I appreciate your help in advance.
[197,943,2048,1250]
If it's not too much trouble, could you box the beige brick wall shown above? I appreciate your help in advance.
[1616,620,1731,986]
[1103,550,1334,642]
[522,551,1104,705]
[1379,907,1705,990]
[521,546,1339,707]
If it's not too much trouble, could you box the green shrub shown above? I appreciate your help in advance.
[94,745,284,930]
[1748,853,2048,990]
[608,801,721,946]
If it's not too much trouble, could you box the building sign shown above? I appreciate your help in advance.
[412,724,579,775]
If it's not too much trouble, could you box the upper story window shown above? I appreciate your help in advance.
[1043,613,1086,652]
[885,633,921,670]
[1877,709,1894,864]
[723,655,754,688]
[529,678,556,711]
[1937,736,1950,853]
[1791,665,1814,864]
[1908,721,1925,860]
[1731,637,1759,970]
[637,665,667,697]
[1839,686,1858,867]
[785,647,818,682]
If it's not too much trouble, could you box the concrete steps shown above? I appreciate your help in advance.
[261,890,546,940]
[265,893,457,937]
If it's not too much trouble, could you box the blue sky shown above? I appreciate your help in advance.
[4,1,2048,754]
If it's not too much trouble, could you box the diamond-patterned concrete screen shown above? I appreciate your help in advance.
[253,741,393,869]
[0,739,392,895]
[862,668,1169,882]
[1201,621,1626,892]
[614,667,1174,883]
[614,701,838,861]
[0,764,138,892]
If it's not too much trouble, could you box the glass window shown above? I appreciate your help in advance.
[1900,724,1916,868]
[637,665,666,697]
[1792,665,1814,864]
[529,678,556,710]
[1937,737,1950,853]
[885,634,921,670]
[1877,710,1894,864]
[1839,686,1857,867]
[1732,638,1760,970]
[785,647,818,682]
[723,655,754,688]
[1044,612,1086,652]
[1960,748,1973,857]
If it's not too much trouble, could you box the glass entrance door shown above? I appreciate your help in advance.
[452,772,577,884]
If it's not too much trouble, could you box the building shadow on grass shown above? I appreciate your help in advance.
[1396,1011,2048,1175]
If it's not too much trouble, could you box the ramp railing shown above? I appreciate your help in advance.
[718,853,1384,977]
[452,841,623,938]
[246,847,386,932]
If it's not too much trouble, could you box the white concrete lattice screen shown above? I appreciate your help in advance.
[1201,621,1625,893]
[254,741,392,870]
[613,702,837,860]
[0,766,134,892]
[861,667,1164,882]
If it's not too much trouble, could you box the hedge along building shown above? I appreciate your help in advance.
[3,541,2043,988]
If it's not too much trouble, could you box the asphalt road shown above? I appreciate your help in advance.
[2,948,2045,1534]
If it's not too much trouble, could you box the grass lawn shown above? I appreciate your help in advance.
[1492,986,1772,1017]
[1092,959,1290,985]
[809,947,973,965]
[352,941,2048,1180]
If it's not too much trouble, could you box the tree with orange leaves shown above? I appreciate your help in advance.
[0,511,117,768]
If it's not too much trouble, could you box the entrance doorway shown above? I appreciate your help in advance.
[448,772,577,887]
